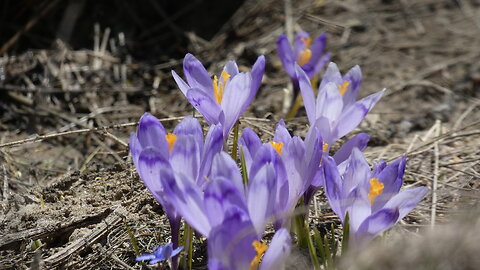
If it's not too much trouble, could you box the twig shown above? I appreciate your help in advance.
[0,115,272,149]
[2,165,8,202]
[282,0,294,115]
[431,120,441,227]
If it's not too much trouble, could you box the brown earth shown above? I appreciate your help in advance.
[0,0,479,269]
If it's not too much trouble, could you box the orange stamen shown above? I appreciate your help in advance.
[212,71,230,104]
[165,133,177,153]
[368,178,384,205]
[269,141,284,155]
[249,241,268,270]
[338,81,350,96]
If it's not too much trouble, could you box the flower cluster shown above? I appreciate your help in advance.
[130,31,428,269]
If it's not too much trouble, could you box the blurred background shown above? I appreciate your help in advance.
[1,0,479,268]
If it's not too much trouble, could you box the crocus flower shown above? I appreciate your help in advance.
[296,62,385,145]
[303,131,371,204]
[129,113,223,269]
[277,31,330,89]
[136,147,291,269]
[239,120,323,226]
[172,53,265,138]
[323,148,428,246]
[136,243,183,265]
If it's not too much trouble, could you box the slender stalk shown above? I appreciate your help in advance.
[125,222,140,256]
[185,224,194,270]
[294,214,309,249]
[341,213,350,256]
[230,121,240,160]
[305,220,321,270]
[240,147,249,190]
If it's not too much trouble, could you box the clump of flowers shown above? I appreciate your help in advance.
[129,30,428,269]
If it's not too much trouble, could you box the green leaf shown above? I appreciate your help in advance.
[341,212,350,255]
[240,146,249,190]
[305,220,321,270]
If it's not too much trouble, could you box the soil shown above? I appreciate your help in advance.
[1,0,479,269]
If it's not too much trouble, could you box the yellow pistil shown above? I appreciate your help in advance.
[368,178,384,205]
[338,81,350,96]
[297,37,313,66]
[212,70,230,104]
[269,141,284,155]
[249,241,268,270]
[165,133,177,153]
[322,142,329,152]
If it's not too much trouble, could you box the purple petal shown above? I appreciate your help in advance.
[347,187,372,232]
[303,128,323,189]
[130,132,142,167]
[372,156,407,211]
[342,65,362,108]
[355,208,399,245]
[315,82,344,123]
[160,169,211,237]
[383,186,428,220]
[171,246,184,257]
[210,152,244,195]
[247,162,277,236]
[137,148,179,222]
[334,89,385,140]
[224,61,239,77]
[186,88,223,125]
[221,72,253,137]
[293,31,310,59]
[259,228,292,270]
[208,207,257,270]
[171,70,190,96]
[198,124,224,186]
[183,53,213,95]
[333,132,370,165]
[173,116,204,154]
[343,148,371,197]
[296,65,316,125]
[137,113,169,156]
[277,35,295,78]
[313,52,331,77]
[302,33,328,77]
[137,148,167,206]
[313,116,334,145]
[170,135,200,182]
[242,55,265,114]
[273,119,292,145]
[204,178,248,228]
[136,254,156,262]
[239,128,262,171]
[318,62,343,91]
[323,156,345,221]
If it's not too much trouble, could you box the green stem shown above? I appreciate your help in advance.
[305,220,321,270]
[239,147,249,190]
[230,121,240,160]
[294,214,309,249]
[185,223,194,270]
[341,212,350,256]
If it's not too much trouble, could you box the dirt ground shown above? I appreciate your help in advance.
[1,0,479,269]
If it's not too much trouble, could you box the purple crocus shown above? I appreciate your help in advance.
[277,31,330,91]
[172,53,265,138]
[136,147,291,269]
[239,120,323,226]
[129,113,223,269]
[323,148,428,246]
[296,62,385,146]
[136,243,183,265]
